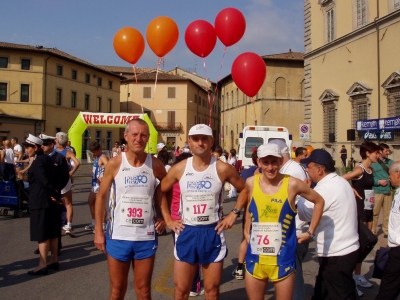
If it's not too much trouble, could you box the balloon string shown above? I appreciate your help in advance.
[202,58,212,127]
[252,96,257,122]
[210,46,227,126]
[132,65,144,114]
[153,57,163,99]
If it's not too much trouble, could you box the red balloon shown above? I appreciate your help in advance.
[215,7,246,47]
[185,20,217,58]
[231,52,266,98]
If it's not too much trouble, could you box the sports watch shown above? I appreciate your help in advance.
[231,208,240,215]
[307,229,315,239]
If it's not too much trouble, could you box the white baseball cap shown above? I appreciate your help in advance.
[156,143,166,149]
[269,139,289,154]
[257,143,282,159]
[23,134,43,146]
[188,124,213,137]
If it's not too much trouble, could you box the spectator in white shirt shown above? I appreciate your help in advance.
[376,161,400,299]
[298,149,360,300]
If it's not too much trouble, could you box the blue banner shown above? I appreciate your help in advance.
[363,130,394,140]
[356,119,379,131]
[379,117,400,130]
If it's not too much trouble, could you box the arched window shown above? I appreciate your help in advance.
[275,77,286,98]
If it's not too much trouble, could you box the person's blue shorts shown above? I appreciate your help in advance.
[174,223,227,265]
[106,238,158,262]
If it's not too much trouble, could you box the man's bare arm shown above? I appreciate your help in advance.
[67,151,81,176]
[94,157,119,253]
[152,157,167,234]
[290,177,324,243]
[215,163,247,234]
[159,162,185,234]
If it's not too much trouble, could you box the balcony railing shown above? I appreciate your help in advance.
[154,122,182,131]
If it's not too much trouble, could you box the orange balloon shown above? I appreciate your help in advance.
[146,16,179,57]
[113,27,145,64]
[306,145,314,156]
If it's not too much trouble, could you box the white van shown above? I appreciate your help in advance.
[237,126,292,171]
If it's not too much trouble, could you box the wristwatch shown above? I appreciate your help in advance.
[307,229,315,239]
[231,208,240,215]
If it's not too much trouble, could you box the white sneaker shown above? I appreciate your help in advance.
[356,287,364,297]
[84,224,94,231]
[353,275,372,288]
[62,224,71,231]
[232,268,244,280]
[189,289,204,297]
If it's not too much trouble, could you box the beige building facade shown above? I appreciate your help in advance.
[219,52,306,151]
[117,69,220,150]
[0,42,123,157]
[304,0,400,162]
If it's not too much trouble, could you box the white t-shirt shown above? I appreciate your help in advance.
[279,159,309,235]
[389,189,400,247]
[13,144,23,162]
[4,148,14,164]
[297,173,360,257]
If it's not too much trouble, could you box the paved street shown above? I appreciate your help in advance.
[0,164,389,299]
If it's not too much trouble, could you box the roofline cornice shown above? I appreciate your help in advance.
[304,9,400,59]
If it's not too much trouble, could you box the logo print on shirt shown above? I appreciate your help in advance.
[124,175,148,185]
[186,172,194,176]
[260,205,278,218]
[187,180,212,190]
[271,198,282,203]
[122,167,131,171]
[203,174,214,180]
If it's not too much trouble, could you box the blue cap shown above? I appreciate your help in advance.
[300,149,332,166]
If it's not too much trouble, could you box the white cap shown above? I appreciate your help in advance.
[188,124,213,137]
[23,134,43,146]
[157,143,166,149]
[38,133,56,140]
[257,143,282,159]
[269,139,289,154]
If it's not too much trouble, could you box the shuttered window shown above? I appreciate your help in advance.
[143,87,151,99]
[167,87,176,99]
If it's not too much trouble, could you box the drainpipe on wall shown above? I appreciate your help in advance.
[375,0,381,118]
[42,55,52,133]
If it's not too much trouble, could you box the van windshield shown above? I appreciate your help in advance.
[245,137,263,157]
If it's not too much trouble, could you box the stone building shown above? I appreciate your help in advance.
[304,0,400,162]
[0,41,123,156]
[115,68,220,150]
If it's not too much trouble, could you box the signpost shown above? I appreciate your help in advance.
[299,124,310,140]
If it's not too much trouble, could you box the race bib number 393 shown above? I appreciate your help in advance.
[250,222,282,256]
[120,194,152,226]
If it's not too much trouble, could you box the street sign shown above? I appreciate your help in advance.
[299,124,310,139]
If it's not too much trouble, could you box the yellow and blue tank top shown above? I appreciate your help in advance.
[247,174,297,265]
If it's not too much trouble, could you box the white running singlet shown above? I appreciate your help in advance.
[179,157,223,226]
[108,152,156,241]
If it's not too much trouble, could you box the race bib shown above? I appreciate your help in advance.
[250,222,282,256]
[364,190,375,210]
[182,192,217,225]
[120,194,152,226]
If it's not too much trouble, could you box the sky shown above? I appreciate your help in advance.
[1,0,304,82]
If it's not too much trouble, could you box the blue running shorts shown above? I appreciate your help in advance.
[106,238,158,262]
[174,223,227,265]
